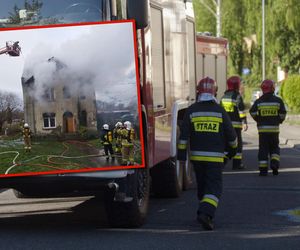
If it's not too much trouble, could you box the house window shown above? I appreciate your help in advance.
[63,86,71,99]
[43,113,56,128]
[44,88,55,101]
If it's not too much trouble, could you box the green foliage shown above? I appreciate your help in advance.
[8,4,21,24]
[194,0,300,85]
[193,0,216,35]
[282,75,300,112]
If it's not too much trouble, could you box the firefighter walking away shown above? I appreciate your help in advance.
[177,77,237,230]
[220,76,248,169]
[101,124,115,161]
[23,123,32,153]
[250,79,287,176]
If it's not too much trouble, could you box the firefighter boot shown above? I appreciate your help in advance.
[197,213,214,231]
[259,170,268,176]
[271,166,279,176]
[270,160,279,176]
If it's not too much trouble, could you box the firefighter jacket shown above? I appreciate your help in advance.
[101,130,113,145]
[23,128,31,138]
[177,100,238,163]
[121,128,135,146]
[249,93,287,133]
[220,90,247,129]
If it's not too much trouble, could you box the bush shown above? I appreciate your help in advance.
[282,75,300,112]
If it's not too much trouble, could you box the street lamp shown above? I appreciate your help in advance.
[262,0,265,80]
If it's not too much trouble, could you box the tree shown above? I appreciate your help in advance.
[193,0,216,35]
[24,0,43,20]
[221,0,246,75]
[8,4,21,24]
[0,91,22,133]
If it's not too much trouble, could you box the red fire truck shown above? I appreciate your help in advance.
[0,0,227,227]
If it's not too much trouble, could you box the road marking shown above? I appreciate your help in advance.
[224,168,300,175]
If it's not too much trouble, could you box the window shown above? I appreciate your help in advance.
[150,7,166,109]
[44,88,55,101]
[43,113,56,128]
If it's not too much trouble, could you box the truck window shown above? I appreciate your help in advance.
[0,0,109,27]
[150,6,166,110]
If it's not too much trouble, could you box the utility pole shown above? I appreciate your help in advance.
[199,0,222,37]
[262,0,265,80]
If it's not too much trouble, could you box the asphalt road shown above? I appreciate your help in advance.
[0,131,300,250]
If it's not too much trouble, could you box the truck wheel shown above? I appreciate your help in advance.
[151,157,183,198]
[105,168,150,228]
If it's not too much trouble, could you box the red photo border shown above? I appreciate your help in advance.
[0,20,145,178]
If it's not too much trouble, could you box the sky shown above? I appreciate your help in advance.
[0,21,138,106]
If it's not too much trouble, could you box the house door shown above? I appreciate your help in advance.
[67,117,75,133]
[63,111,75,133]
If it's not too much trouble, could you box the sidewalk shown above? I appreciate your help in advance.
[246,115,300,149]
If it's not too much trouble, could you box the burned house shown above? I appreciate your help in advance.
[21,57,97,135]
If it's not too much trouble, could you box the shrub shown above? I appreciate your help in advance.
[282,75,300,112]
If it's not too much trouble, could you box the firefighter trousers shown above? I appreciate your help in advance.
[232,128,243,169]
[24,137,31,152]
[104,144,114,159]
[258,132,280,173]
[121,143,134,165]
[193,161,223,218]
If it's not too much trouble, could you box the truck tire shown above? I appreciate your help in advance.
[150,157,183,198]
[105,168,150,228]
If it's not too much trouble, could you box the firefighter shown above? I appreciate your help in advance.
[23,123,32,153]
[220,76,248,169]
[249,79,287,176]
[101,124,114,161]
[113,121,123,155]
[177,77,237,230]
[121,121,135,165]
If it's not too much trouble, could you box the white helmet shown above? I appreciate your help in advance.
[115,121,122,128]
[124,121,132,130]
[103,124,109,130]
[24,123,29,128]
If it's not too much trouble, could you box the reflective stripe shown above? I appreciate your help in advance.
[178,140,188,145]
[233,153,242,160]
[229,138,238,148]
[250,112,257,116]
[259,161,268,168]
[190,156,224,163]
[190,151,224,157]
[232,121,243,128]
[191,116,222,123]
[178,144,187,150]
[257,102,280,107]
[190,112,222,118]
[271,154,280,161]
[258,125,279,133]
[201,194,219,208]
[221,98,237,104]
[239,111,246,118]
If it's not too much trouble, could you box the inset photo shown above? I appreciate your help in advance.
[0,21,145,177]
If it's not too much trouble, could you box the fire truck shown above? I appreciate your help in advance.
[0,41,21,56]
[0,0,227,227]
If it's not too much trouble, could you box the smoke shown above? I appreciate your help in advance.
[22,22,138,107]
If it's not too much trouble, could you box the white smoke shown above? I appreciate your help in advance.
[22,22,138,107]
